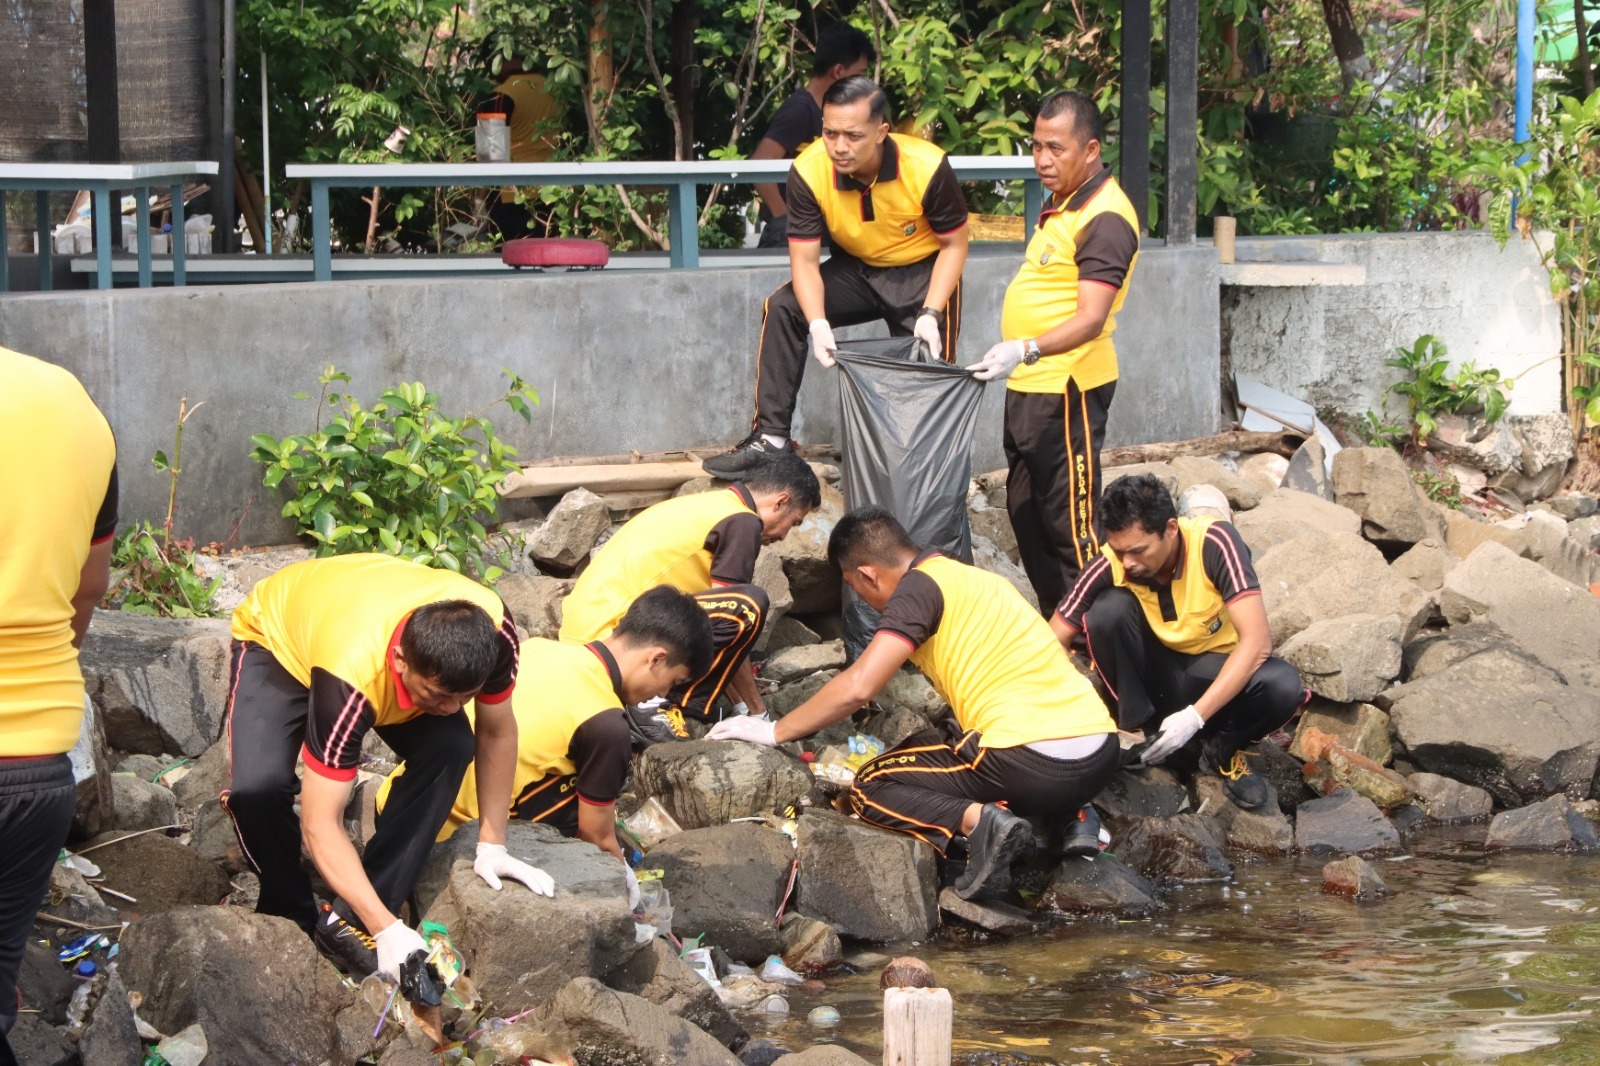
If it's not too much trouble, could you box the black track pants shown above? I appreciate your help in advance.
[671,584,769,724]
[0,754,75,1065]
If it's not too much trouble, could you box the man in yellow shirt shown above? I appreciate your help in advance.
[968,92,1140,616]
[0,347,117,1064]
[1052,475,1307,809]
[561,452,818,738]
[711,507,1118,900]
[395,586,711,858]
[223,553,551,982]
[704,76,970,478]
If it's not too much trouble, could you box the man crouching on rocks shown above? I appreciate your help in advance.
[1052,474,1308,809]
[709,506,1119,899]
[222,553,554,984]
[381,586,712,875]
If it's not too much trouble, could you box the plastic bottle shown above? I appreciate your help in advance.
[475,113,510,163]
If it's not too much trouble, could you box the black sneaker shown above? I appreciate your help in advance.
[1060,805,1107,858]
[952,804,1035,900]
[626,702,690,750]
[1208,746,1269,810]
[313,900,377,978]
[701,433,795,479]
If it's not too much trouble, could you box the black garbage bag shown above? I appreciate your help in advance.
[833,337,987,660]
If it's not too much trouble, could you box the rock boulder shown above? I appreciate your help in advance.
[1290,701,1393,765]
[1486,795,1600,851]
[764,641,847,685]
[635,823,794,963]
[604,937,746,1049]
[1441,541,1600,671]
[110,773,178,831]
[529,488,611,574]
[1331,447,1438,548]
[1233,487,1360,556]
[795,810,938,942]
[495,572,572,639]
[1256,532,1430,644]
[83,830,232,913]
[79,610,233,756]
[1294,788,1399,855]
[1111,814,1232,883]
[635,741,813,830]
[1037,854,1160,916]
[1407,773,1493,823]
[1278,613,1403,703]
[1321,856,1389,901]
[552,977,744,1066]
[1171,456,1261,511]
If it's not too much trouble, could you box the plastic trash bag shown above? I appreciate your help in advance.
[833,337,986,659]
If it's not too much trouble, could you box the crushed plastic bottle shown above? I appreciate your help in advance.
[759,955,804,986]
[66,982,94,1031]
[756,993,790,1014]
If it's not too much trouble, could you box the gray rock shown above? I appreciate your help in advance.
[496,572,572,638]
[1171,455,1261,511]
[1037,854,1160,916]
[1232,486,1363,558]
[635,741,813,830]
[190,797,247,873]
[877,670,949,721]
[110,772,179,832]
[80,610,233,756]
[70,695,116,839]
[1486,795,1600,851]
[1390,538,1456,592]
[969,497,1019,563]
[1488,413,1575,502]
[1294,788,1399,855]
[115,753,168,781]
[416,820,642,1011]
[636,823,793,963]
[1282,436,1333,499]
[1407,773,1493,823]
[1321,856,1389,901]
[169,735,229,808]
[779,913,843,973]
[1400,621,1539,683]
[1332,447,1438,548]
[774,483,844,614]
[120,906,367,1066]
[772,1047,876,1066]
[937,887,1036,935]
[1177,484,1233,523]
[1192,776,1293,855]
[766,616,821,650]
[40,859,120,929]
[857,705,934,748]
[83,830,232,913]
[764,640,847,685]
[604,937,746,1049]
[1256,532,1431,645]
[752,547,795,651]
[530,487,611,574]
[1250,739,1316,813]
[81,972,142,1066]
[19,939,74,1024]
[553,976,745,1066]
[1540,494,1598,520]
[1279,613,1402,703]
[1441,507,1535,561]
[972,534,1040,612]
[1092,767,1189,820]
[5,1014,76,1066]
[1236,452,1289,497]
[1517,510,1600,588]
[1290,701,1393,765]
[1383,645,1600,806]
[1568,514,1600,552]
[795,810,939,942]
[1111,814,1232,883]
[767,670,839,721]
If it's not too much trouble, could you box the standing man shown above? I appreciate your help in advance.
[0,348,116,1066]
[968,91,1141,615]
[704,76,970,478]
[222,553,553,982]
[710,508,1118,900]
[560,452,819,736]
[750,23,876,248]
[1052,475,1307,809]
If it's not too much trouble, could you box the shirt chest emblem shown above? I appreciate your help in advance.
[1038,243,1056,266]
[1205,614,1223,634]
[902,221,917,236]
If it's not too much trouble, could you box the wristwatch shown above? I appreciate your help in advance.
[917,306,946,326]
[1022,339,1042,365]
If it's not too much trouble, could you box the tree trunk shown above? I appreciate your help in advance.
[1577,0,1595,99]
[668,0,698,157]
[1319,0,1369,95]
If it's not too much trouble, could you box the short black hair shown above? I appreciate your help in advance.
[1038,90,1104,144]
[1100,474,1178,535]
[613,585,714,679]
[400,599,503,693]
[741,451,822,512]
[828,505,919,572]
[813,23,875,77]
[823,75,891,127]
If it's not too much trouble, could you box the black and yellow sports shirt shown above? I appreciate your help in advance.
[786,133,968,268]
[877,553,1114,748]
[385,638,632,841]
[1002,164,1140,393]
[1056,517,1259,655]
[559,485,763,643]
[0,347,118,757]
[231,553,519,780]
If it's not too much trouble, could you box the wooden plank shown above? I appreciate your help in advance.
[976,429,1306,488]
[523,443,837,468]
[500,461,710,498]
[883,987,952,1066]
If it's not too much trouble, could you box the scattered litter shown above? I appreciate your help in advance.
[622,798,682,850]
[759,955,804,986]
[635,876,674,939]
[756,993,790,1014]
[807,1005,841,1026]
[58,851,101,878]
[155,1023,208,1066]
[57,933,110,964]
[683,947,720,988]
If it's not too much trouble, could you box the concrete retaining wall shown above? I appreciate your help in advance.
[0,245,1222,544]
[1224,231,1563,421]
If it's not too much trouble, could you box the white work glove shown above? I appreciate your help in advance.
[374,920,428,981]
[966,340,1028,382]
[1140,706,1206,765]
[624,865,642,911]
[474,841,556,896]
[913,312,942,359]
[809,319,837,369]
[706,714,778,746]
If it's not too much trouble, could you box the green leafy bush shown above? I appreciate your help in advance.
[250,367,539,580]
[1383,334,1509,440]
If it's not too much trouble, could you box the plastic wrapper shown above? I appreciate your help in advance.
[759,955,804,986]
[834,337,986,659]
[621,797,683,849]
[636,876,674,938]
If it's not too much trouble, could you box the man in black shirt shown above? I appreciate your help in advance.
[751,24,876,248]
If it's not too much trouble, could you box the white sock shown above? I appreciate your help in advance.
[761,434,788,449]
[731,702,750,717]
[634,696,666,712]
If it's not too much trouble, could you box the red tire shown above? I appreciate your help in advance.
[501,237,610,269]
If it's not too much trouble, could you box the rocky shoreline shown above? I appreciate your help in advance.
[17,418,1600,1065]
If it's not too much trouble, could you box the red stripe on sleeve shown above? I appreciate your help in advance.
[301,745,359,782]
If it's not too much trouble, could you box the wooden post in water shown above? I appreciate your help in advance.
[882,986,952,1066]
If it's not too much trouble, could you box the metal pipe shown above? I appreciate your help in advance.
[260,49,272,255]
[1515,0,1534,157]
[219,0,237,252]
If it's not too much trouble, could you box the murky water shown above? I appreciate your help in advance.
[743,826,1600,1065]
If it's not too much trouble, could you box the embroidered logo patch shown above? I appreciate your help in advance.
[902,222,917,236]
[1206,615,1223,634]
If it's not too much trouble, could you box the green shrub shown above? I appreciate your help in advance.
[250,367,539,580]
[1383,334,1509,441]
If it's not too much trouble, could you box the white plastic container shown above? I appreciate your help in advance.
[476,112,510,163]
